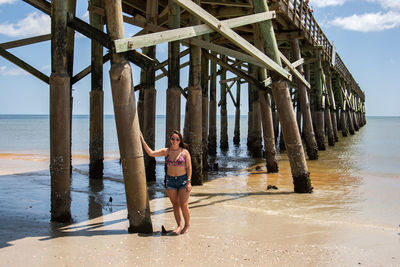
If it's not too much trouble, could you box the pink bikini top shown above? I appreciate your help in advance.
[165,148,186,167]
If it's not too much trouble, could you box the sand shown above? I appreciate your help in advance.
[0,154,399,266]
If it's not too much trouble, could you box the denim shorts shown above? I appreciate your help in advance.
[166,174,188,190]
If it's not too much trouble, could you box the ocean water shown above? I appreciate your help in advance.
[1,115,400,228]
[1,115,400,176]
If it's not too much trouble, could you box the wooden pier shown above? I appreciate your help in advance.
[1,0,365,232]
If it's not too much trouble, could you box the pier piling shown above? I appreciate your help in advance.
[50,0,72,222]
[104,0,152,233]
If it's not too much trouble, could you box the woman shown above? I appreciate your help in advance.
[140,130,192,235]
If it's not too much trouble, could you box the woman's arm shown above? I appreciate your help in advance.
[140,133,167,157]
[185,150,192,191]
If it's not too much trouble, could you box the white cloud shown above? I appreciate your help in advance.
[331,11,400,32]
[0,12,50,37]
[41,64,51,71]
[0,66,28,76]
[0,0,17,5]
[367,0,400,10]
[310,0,347,8]
[80,11,89,22]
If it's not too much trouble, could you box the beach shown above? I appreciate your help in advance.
[0,116,399,266]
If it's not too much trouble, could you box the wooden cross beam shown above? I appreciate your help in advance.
[292,58,304,68]
[0,47,49,84]
[201,0,251,7]
[72,53,111,84]
[114,11,276,52]
[0,34,51,49]
[219,77,240,84]
[205,52,272,94]
[155,48,190,71]
[66,14,154,69]
[22,0,51,15]
[182,37,267,69]
[226,80,238,107]
[155,61,190,81]
[279,51,310,89]
[173,0,291,81]
[218,80,237,107]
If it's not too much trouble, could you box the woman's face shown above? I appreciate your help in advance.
[170,133,181,146]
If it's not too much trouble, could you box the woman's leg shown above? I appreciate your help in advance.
[167,189,183,234]
[178,188,190,234]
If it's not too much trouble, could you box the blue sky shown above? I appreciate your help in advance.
[0,0,399,116]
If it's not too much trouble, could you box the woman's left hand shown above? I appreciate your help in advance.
[186,182,192,192]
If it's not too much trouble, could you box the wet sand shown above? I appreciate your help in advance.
[0,152,399,266]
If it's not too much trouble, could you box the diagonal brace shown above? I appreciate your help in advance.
[173,0,291,81]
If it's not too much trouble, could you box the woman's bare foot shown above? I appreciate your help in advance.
[180,225,190,234]
[168,226,182,236]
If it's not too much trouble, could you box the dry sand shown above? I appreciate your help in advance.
[0,155,399,266]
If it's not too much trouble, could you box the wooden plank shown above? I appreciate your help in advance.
[226,80,237,107]
[156,48,189,70]
[155,61,189,80]
[0,34,51,49]
[219,77,240,84]
[205,52,271,94]
[279,51,310,89]
[0,46,49,84]
[114,11,276,52]
[66,14,154,69]
[173,0,291,81]
[201,0,251,7]
[67,13,112,48]
[182,37,266,69]
[22,0,51,15]
[292,57,304,68]
[262,77,272,87]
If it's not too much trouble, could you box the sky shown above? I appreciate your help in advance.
[0,0,399,116]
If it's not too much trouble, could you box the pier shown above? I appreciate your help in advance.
[1,0,365,232]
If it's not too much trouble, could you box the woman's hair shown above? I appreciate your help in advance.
[170,130,189,149]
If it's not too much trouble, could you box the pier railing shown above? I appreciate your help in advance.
[274,0,364,100]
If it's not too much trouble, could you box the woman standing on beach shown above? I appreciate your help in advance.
[140,130,192,235]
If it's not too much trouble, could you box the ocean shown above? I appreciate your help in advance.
[1,115,399,228]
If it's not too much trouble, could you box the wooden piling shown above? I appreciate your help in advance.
[324,108,335,146]
[89,0,104,179]
[313,53,326,150]
[252,0,312,193]
[340,109,348,137]
[289,38,318,160]
[220,56,229,150]
[188,1,203,185]
[247,74,254,149]
[137,81,144,131]
[336,109,342,131]
[271,97,279,143]
[166,0,181,145]
[208,52,217,155]
[296,103,302,135]
[259,86,278,173]
[247,64,262,156]
[201,35,210,170]
[104,0,152,233]
[323,67,335,146]
[348,110,355,135]
[233,78,241,145]
[50,0,72,222]
[331,110,339,142]
[143,0,158,182]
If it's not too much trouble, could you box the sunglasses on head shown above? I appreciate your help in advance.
[171,137,180,141]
